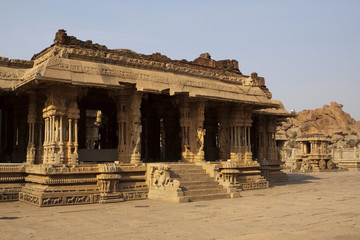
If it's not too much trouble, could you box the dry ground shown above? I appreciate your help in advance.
[1,171,359,240]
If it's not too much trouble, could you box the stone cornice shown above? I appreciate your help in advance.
[0,57,34,68]
[27,29,268,88]
[50,45,252,86]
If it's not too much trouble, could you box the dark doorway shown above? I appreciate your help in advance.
[204,104,219,161]
[78,88,118,150]
[78,88,118,162]
[141,94,181,162]
[0,95,28,163]
[305,142,311,154]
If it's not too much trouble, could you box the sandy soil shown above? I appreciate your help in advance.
[1,171,359,240]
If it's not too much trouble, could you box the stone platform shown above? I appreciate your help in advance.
[1,171,359,240]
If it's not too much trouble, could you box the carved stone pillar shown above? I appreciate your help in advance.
[265,117,277,161]
[116,92,131,163]
[129,91,142,164]
[67,101,80,165]
[43,104,66,164]
[229,107,242,162]
[179,97,191,162]
[42,87,79,165]
[244,121,253,162]
[194,100,205,162]
[26,92,37,164]
[255,116,266,161]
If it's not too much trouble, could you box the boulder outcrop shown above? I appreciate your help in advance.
[279,102,360,147]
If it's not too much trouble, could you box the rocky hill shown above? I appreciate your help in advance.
[279,102,360,148]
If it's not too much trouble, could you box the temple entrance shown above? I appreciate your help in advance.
[0,95,28,163]
[78,88,118,162]
[305,142,311,154]
[204,103,219,161]
[141,94,181,162]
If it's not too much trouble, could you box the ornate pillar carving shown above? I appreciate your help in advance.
[116,91,131,163]
[42,102,66,164]
[129,91,142,164]
[194,100,206,162]
[264,116,277,161]
[179,97,191,162]
[228,105,253,163]
[67,101,80,165]
[244,108,253,162]
[26,92,37,164]
[42,87,78,165]
[229,106,241,162]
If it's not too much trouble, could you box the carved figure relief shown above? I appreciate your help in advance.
[131,122,141,155]
[153,165,171,187]
[197,127,206,151]
[130,92,142,156]
[149,165,180,189]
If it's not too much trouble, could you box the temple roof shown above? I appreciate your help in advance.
[254,100,294,117]
[0,29,280,108]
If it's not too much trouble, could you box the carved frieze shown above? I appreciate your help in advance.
[25,175,97,185]
[0,69,25,80]
[25,164,99,175]
[0,165,25,173]
[119,191,148,201]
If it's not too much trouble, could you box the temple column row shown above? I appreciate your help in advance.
[228,106,253,163]
[26,89,274,165]
[229,126,251,150]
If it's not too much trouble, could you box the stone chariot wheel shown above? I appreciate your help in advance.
[300,160,312,172]
[318,159,326,170]
[327,160,335,169]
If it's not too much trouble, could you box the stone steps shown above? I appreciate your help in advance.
[173,176,214,182]
[179,182,220,190]
[167,163,231,202]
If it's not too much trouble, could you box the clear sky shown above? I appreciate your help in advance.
[1,0,359,120]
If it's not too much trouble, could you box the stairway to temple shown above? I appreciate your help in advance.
[167,163,231,203]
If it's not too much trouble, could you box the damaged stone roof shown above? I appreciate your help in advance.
[0,29,279,108]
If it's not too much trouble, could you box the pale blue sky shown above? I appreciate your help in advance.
[1,0,359,120]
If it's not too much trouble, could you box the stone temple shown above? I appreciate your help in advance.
[0,30,291,206]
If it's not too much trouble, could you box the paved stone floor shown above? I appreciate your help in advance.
[1,171,360,240]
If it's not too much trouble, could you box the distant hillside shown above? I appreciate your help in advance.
[279,102,360,148]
